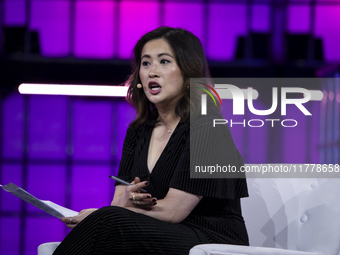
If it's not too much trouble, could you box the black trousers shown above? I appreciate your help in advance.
[53,206,248,255]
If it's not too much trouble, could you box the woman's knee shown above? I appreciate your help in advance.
[92,206,131,220]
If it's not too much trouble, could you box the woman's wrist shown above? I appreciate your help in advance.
[111,195,131,207]
[111,196,122,207]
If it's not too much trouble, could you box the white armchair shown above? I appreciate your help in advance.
[38,242,60,255]
[39,178,340,255]
[190,178,340,255]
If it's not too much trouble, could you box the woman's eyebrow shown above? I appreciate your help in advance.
[141,54,151,60]
[141,53,174,60]
[158,53,174,58]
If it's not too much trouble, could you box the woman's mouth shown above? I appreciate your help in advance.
[148,82,161,94]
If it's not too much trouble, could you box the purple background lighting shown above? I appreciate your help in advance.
[25,218,64,255]
[0,218,21,255]
[243,100,269,164]
[287,5,310,33]
[251,4,270,32]
[4,0,340,61]
[118,1,159,59]
[30,0,70,57]
[1,165,22,212]
[0,90,328,254]
[73,98,112,160]
[1,0,340,254]
[71,165,111,211]
[315,6,340,62]
[74,0,115,59]
[28,96,67,159]
[0,94,136,255]
[282,105,308,163]
[208,4,247,61]
[26,165,66,213]
[2,93,24,158]
[164,2,203,43]
[4,0,26,26]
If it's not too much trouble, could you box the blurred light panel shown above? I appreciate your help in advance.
[26,165,66,213]
[287,5,310,33]
[0,218,20,255]
[73,98,112,160]
[30,0,70,57]
[221,100,244,155]
[283,105,307,163]
[28,96,67,159]
[164,2,203,43]
[334,78,340,164]
[19,83,128,97]
[310,101,320,163]
[116,103,136,160]
[26,218,65,255]
[118,1,159,59]
[71,165,111,211]
[74,0,115,59]
[246,100,268,163]
[326,80,334,163]
[1,165,22,211]
[207,4,247,61]
[315,6,340,62]
[251,4,270,32]
[4,0,26,26]
[2,92,24,158]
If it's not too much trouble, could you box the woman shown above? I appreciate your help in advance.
[54,26,248,255]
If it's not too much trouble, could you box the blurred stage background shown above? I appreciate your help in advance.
[0,0,339,254]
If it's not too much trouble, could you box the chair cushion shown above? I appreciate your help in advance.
[38,242,61,255]
[189,244,322,255]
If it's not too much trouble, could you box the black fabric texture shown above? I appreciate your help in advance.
[53,116,249,255]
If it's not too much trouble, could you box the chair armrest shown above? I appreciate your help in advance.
[189,244,323,255]
[38,242,61,255]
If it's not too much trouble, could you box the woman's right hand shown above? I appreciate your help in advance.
[111,177,157,208]
[61,208,97,229]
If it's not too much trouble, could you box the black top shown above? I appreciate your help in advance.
[116,114,248,240]
[52,115,249,255]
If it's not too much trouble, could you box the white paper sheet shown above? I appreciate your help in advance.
[1,183,79,219]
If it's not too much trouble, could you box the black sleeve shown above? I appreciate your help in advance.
[169,116,248,199]
[114,127,137,185]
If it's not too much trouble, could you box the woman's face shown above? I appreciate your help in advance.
[139,38,184,109]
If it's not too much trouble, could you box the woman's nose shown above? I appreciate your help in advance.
[149,64,160,78]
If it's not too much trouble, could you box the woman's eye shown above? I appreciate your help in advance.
[142,61,150,66]
[161,59,170,64]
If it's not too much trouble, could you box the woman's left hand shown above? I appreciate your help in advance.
[128,177,157,208]
[61,208,97,229]
[111,177,156,208]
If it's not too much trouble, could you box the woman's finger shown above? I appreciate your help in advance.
[130,181,149,192]
[133,199,157,207]
[65,223,77,229]
[130,177,140,185]
[131,193,153,201]
[130,193,157,207]
[60,217,70,223]
[61,215,82,225]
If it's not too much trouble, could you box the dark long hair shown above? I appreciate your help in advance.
[126,26,217,128]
